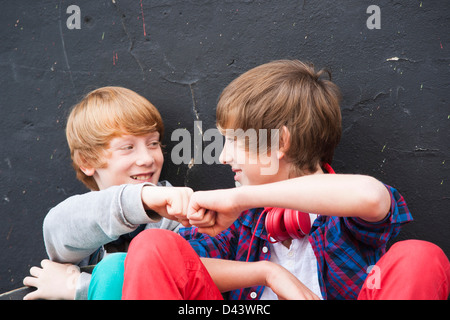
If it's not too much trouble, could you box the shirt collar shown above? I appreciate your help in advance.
[238,207,269,241]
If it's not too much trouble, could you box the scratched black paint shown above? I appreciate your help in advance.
[0,1,449,292]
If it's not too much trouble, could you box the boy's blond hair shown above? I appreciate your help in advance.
[66,86,164,190]
[216,59,342,175]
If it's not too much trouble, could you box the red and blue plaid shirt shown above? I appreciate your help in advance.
[179,184,413,300]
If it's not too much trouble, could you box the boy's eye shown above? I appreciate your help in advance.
[148,141,161,149]
[120,145,133,150]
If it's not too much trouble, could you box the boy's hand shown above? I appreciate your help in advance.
[264,262,321,300]
[141,186,194,226]
[23,259,80,300]
[187,188,247,236]
[201,258,320,300]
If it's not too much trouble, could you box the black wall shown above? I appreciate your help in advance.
[1,0,449,293]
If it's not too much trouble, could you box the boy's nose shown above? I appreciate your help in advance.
[219,146,233,165]
[135,148,155,167]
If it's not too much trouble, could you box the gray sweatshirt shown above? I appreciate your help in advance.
[43,182,180,299]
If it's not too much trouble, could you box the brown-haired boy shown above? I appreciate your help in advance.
[116,60,449,300]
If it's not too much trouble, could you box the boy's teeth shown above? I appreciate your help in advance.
[131,175,151,180]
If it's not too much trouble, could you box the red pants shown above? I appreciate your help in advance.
[122,229,450,300]
[358,239,450,300]
[122,229,223,300]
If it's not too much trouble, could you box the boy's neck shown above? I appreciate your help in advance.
[288,163,324,179]
[281,239,292,249]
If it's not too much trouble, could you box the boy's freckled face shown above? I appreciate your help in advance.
[92,132,164,190]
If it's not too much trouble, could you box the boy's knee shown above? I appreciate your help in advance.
[387,240,450,288]
[127,229,182,263]
[92,252,126,280]
[360,240,450,300]
[131,228,177,243]
[389,240,447,264]
[124,229,195,288]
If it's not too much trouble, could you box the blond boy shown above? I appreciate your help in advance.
[23,87,190,299]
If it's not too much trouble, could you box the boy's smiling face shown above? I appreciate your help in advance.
[219,133,283,186]
[82,132,163,190]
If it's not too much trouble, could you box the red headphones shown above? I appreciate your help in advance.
[264,207,311,242]
[263,163,335,243]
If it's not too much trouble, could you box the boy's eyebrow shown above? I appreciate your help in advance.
[110,132,160,146]
[107,134,134,147]
[146,132,160,139]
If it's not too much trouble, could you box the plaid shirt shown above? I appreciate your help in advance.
[179,184,413,300]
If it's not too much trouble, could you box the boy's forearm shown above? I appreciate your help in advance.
[200,258,320,300]
[44,183,158,264]
[238,174,391,222]
[200,258,271,293]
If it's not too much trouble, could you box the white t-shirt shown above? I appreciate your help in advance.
[260,213,323,300]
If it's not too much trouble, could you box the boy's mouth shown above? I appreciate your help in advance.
[130,173,154,181]
[232,168,242,181]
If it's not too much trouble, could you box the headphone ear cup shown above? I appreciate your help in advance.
[284,209,301,239]
[265,207,290,242]
[297,211,312,236]
[284,209,311,239]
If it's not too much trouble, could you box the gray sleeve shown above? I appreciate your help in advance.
[43,183,158,264]
[145,216,181,233]
[74,272,91,300]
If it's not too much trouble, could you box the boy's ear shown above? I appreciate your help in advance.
[277,126,291,160]
[76,153,98,177]
[79,166,96,177]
